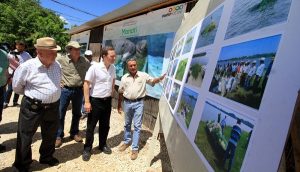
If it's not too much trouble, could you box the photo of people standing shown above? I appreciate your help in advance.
[209,35,281,109]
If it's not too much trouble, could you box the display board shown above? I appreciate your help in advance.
[103,3,186,98]
[159,0,299,171]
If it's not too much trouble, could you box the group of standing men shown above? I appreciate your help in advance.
[0,36,165,171]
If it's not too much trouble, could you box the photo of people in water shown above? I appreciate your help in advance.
[225,0,292,39]
[195,101,254,172]
[209,35,282,109]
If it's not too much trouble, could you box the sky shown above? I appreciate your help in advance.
[219,34,281,61]
[40,0,132,28]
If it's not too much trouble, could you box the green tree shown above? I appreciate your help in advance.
[0,0,69,50]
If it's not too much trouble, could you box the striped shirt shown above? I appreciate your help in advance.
[229,124,242,147]
[12,57,61,103]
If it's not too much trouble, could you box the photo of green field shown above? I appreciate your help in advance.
[176,87,198,128]
[175,58,189,81]
[182,27,197,55]
[194,101,254,172]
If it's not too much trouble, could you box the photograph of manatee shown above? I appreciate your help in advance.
[176,87,198,128]
[196,5,223,48]
[225,0,292,39]
[195,101,254,172]
[182,27,197,55]
[105,32,174,98]
[209,35,281,109]
[186,51,209,89]
[169,82,181,110]
[175,58,189,82]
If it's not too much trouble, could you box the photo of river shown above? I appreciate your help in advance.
[225,0,292,39]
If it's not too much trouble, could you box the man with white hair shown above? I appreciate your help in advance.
[12,37,61,171]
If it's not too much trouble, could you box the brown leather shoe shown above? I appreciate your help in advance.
[70,134,83,142]
[55,138,62,148]
[118,143,130,152]
[131,150,138,160]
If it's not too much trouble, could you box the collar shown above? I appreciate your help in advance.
[127,71,140,78]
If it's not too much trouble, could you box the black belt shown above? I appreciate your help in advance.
[124,97,144,102]
[64,86,83,90]
[24,96,58,109]
[91,96,112,101]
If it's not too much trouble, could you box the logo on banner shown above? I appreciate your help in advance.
[162,4,184,18]
[121,26,138,37]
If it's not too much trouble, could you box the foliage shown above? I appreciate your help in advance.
[190,63,202,79]
[175,58,188,81]
[201,21,216,36]
[0,0,69,49]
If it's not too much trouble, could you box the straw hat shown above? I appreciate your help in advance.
[34,37,61,50]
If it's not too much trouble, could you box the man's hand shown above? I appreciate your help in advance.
[117,103,122,114]
[84,102,92,113]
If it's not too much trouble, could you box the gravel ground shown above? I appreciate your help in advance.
[0,98,172,172]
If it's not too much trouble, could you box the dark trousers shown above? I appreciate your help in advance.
[14,97,59,170]
[223,141,236,172]
[84,97,112,152]
[4,83,19,104]
[0,85,5,117]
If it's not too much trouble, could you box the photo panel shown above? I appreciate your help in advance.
[176,87,199,129]
[209,34,282,109]
[170,59,179,77]
[165,78,173,100]
[175,58,189,82]
[194,100,255,172]
[225,0,292,39]
[169,82,181,110]
[196,5,224,49]
[186,51,209,89]
[182,27,197,55]
[175,37,185,58]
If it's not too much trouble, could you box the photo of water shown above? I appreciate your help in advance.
[196,6,223,48]
[182,27,197,55]
[104,32,174,99]
[225,0,292,39]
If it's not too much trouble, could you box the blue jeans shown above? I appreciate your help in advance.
[223,141,236,172]
[4,83,19,104]
[56,87,83,138]
[123,100,144,151]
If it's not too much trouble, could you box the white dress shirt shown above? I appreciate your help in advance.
[85,61,115,98]
[7,50,32,74]
[13,57,61,103]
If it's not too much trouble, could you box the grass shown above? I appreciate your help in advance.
[195,121,250,172]
[201,22,216,36]
[226,86,261,109]
[175,59,188,81]
[190,63,203,79]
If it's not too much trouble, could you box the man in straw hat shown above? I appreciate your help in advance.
[12,37,61,171]
[55,41,90,148]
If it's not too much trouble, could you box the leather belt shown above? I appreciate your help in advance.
[124,97,144,102]
[91,96,112,101]
[64,85,83,90]
[24,96,58,109]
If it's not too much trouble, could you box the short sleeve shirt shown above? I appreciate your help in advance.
[0,50,9,86]
[118,71,154,99]
[85,61,116,98]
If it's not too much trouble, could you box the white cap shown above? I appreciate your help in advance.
[84,50,92,56]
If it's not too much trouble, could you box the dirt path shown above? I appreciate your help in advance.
[0,97,171,172]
